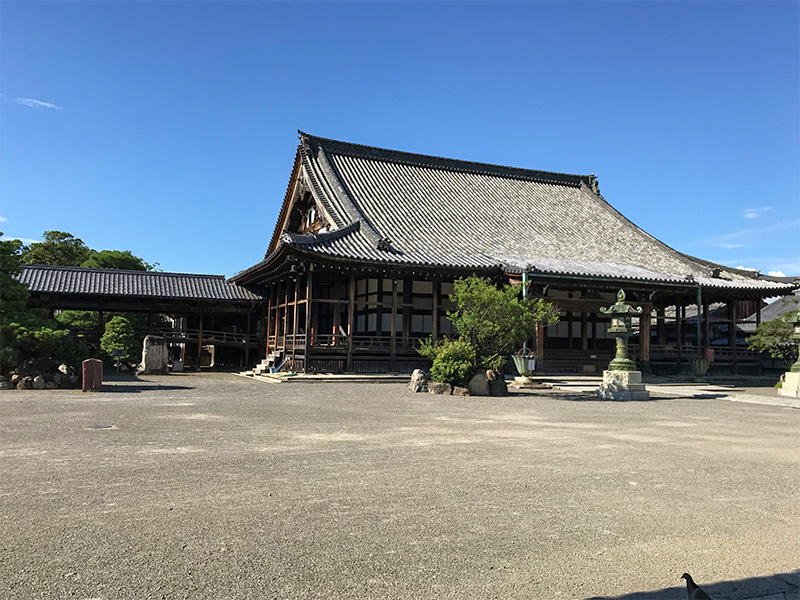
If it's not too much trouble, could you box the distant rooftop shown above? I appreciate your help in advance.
[17,264,261,302]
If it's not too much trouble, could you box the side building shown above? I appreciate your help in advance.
[231,132,796,375]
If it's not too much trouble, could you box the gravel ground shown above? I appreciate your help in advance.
[1,373,798,600]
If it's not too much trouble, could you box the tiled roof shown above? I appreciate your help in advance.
[740,291,800,332]
[17,265,261,302]
[236,132,796,294]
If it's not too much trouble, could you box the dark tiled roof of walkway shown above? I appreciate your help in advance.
[17,265,261,301]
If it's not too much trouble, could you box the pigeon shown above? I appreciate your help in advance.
[681,573,713,600]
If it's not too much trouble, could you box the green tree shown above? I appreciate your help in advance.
[100,316,140,363]
[746,318,798,370]
[418,337,476,387]
[0,234,71,373]
[21,231,93,266]
[81,249,154,271]
[446,275,559,372]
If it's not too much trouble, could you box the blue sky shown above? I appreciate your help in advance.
[1,1,798,277]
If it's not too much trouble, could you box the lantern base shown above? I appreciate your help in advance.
[596,370,650,401]
[778,371,800,398]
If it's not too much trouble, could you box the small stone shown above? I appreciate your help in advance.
[32,375,46,390]
[10,374,20,386]
[68,375,78,385]
[46,381,58,389]
[17,377,33,390]
[0,381,11,390]
[427,381,452,395]
[451,386,469,396]
[58,363,69,375]
[53,373,63,385]
[0,375,6,382]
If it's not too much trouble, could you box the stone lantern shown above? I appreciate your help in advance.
[778,310,800,398]
[596,289,650,400]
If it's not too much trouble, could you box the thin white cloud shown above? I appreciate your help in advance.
[742,206,772,219]
[735,266,760,272]
[15,97,62,110]
[0,216,6,223]
[0,235,39,245]
[711,219,800,244]
[718,243,745,249]
[768,270,786,277]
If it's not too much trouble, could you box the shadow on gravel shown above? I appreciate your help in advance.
[100,384,194,394]
[585,569,800,600]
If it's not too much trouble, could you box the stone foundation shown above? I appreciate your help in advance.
[778,371,800,398]
[596,370,650,401]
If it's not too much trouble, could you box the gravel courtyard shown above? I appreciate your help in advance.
[1,373,798,600]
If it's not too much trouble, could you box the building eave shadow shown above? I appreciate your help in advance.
[99,384,194,393]
[584,570,799,600]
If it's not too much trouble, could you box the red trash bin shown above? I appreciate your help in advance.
[82,358,103,391]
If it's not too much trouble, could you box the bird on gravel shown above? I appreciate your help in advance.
[681,573,713,600]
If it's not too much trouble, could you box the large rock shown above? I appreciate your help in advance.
[468,372,490,396]
[408,369,428,393]
[0,381,11,390]
[138,335,169,375]
[32,375,46,390]
[428,381,452,395]
[488,379,508,396]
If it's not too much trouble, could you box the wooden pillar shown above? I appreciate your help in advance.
[432,281,440,341]
[402,278,411,346]
[390,279,398,372]
[196,311,204,371]
[756,300,763,375]
[303,267,313,374]
[282,279,288,351]
[332,303,340,345]
[729,300,738,375]
[676,303,684,368]
[292,277,299,362]
[97,308,104,346]
[244,308,252,368]
[657,301,666,346]
[265,290,273,354]
[581,311,589,351]
[346,275,355,372]
[702,298,710,355]
[536,323,545,370]
[640,303,651,372]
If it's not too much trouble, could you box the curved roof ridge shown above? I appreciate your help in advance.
[299,131,593,188]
